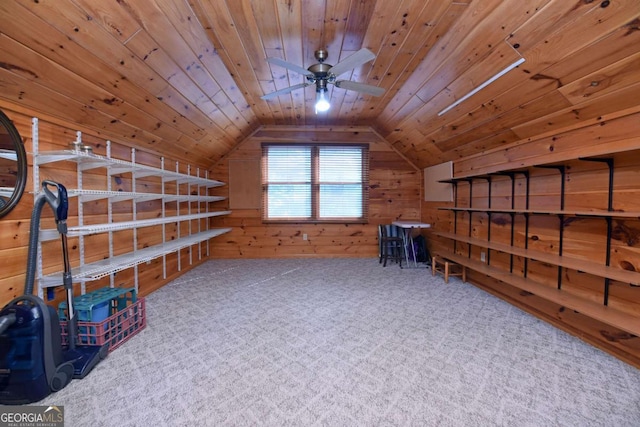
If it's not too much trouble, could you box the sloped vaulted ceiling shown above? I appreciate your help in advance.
[1,0,639,168]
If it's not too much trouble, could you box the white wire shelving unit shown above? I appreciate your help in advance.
[31,118,231,296]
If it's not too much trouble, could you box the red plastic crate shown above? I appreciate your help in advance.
[61,297,146,352]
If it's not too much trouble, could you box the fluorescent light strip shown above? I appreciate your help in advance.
[437,57,526,117]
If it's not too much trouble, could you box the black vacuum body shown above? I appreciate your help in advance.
[0,295,74,404]
[0,180,105,404]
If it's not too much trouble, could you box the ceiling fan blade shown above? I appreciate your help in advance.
[261,83,311,100]
[327,48,376,77]
[266,57,314,78]
[334,80,385,97]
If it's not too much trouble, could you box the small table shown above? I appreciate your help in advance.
[392,221,431,268]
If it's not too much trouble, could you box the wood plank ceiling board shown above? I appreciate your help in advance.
[449,129,521,163]
[4,0,238,162]
[71,0,142,43]
[314,0,355,126]
[381,0,551,148]
[558,52,640,105]
[454,112,640,177]
[0,34,180,144]
[341,0,430,123]
[512,81,640,140]
[334,0,408,122]
[119,0,248,143]
[300,0,332,125]
[273,0,306,124]
[510,0,640,66]
[0,4,209,144]
[391,0,640,167]
[374,1,469,133]
[342,0,378,51]
[1,0,640,169]
[381,0,505,120]
[0,67,209,162]
[253,0,298,124]
[155,0,259,130]
[189,0,273,123]
[355,0,454,123]
[424,39,640,152]
[412,0,548,105]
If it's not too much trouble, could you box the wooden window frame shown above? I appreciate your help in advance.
[261,143,370,224]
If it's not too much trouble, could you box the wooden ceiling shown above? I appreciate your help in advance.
[1,0,639,169]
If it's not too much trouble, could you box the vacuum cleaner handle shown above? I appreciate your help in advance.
[41,180,68,223]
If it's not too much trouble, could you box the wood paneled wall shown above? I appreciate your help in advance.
[208,126,421,259]
[423,109,640,367]
[0,102,219,308]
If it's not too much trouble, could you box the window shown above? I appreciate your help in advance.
[262,144,369,223]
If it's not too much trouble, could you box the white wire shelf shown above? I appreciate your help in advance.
[0,149,18,161]
[66,189,160,203]
[40,210,232,241]
[0,187,15,197]
[163,194,226,203]
[40,227,232,287]
[33,149,225,187]
[60,189,225,204]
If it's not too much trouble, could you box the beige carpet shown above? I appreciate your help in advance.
[38,258,640,426]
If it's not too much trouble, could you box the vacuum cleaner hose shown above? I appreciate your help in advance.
[24,194,48,296]
[0,313,16,335]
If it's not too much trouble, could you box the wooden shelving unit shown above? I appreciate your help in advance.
[31,118,231,297]
[437,155,640,337]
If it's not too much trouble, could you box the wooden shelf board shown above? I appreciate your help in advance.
[438,207,640,218]
[434,231,640,285]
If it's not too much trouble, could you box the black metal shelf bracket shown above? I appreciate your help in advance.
[579,157,615,305]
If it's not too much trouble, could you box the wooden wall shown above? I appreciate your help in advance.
[209,126,421,258]
[0,102,221,308]
[423,109,640,368]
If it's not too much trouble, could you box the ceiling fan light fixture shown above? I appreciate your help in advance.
[315,89,330,113]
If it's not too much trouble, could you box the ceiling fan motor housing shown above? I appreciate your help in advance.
[308,50,334,86]
[261,48,383,100]
[308,63,332,82]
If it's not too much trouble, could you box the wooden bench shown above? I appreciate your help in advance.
[432,255,466,284]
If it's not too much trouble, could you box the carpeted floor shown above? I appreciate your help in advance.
[37,258,640,426]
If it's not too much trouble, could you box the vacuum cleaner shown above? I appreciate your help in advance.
[0,180,108,404]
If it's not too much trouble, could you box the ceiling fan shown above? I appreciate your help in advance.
[261,48,385,112]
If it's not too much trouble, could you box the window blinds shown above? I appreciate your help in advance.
[262,144,369,223]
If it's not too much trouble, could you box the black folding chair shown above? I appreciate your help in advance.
[378,224,404,267]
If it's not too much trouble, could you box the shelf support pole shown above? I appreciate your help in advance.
[107,141,114,288]
[132,148,139,294]
[75,131,86,295]
[32,118,45,299]
[161,157,167,280]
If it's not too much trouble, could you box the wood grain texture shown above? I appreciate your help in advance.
[208,127,420,259]
[0,108,224,307]
[423,121,640,368]
[0,0,639,367]
[0,0,638,169]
